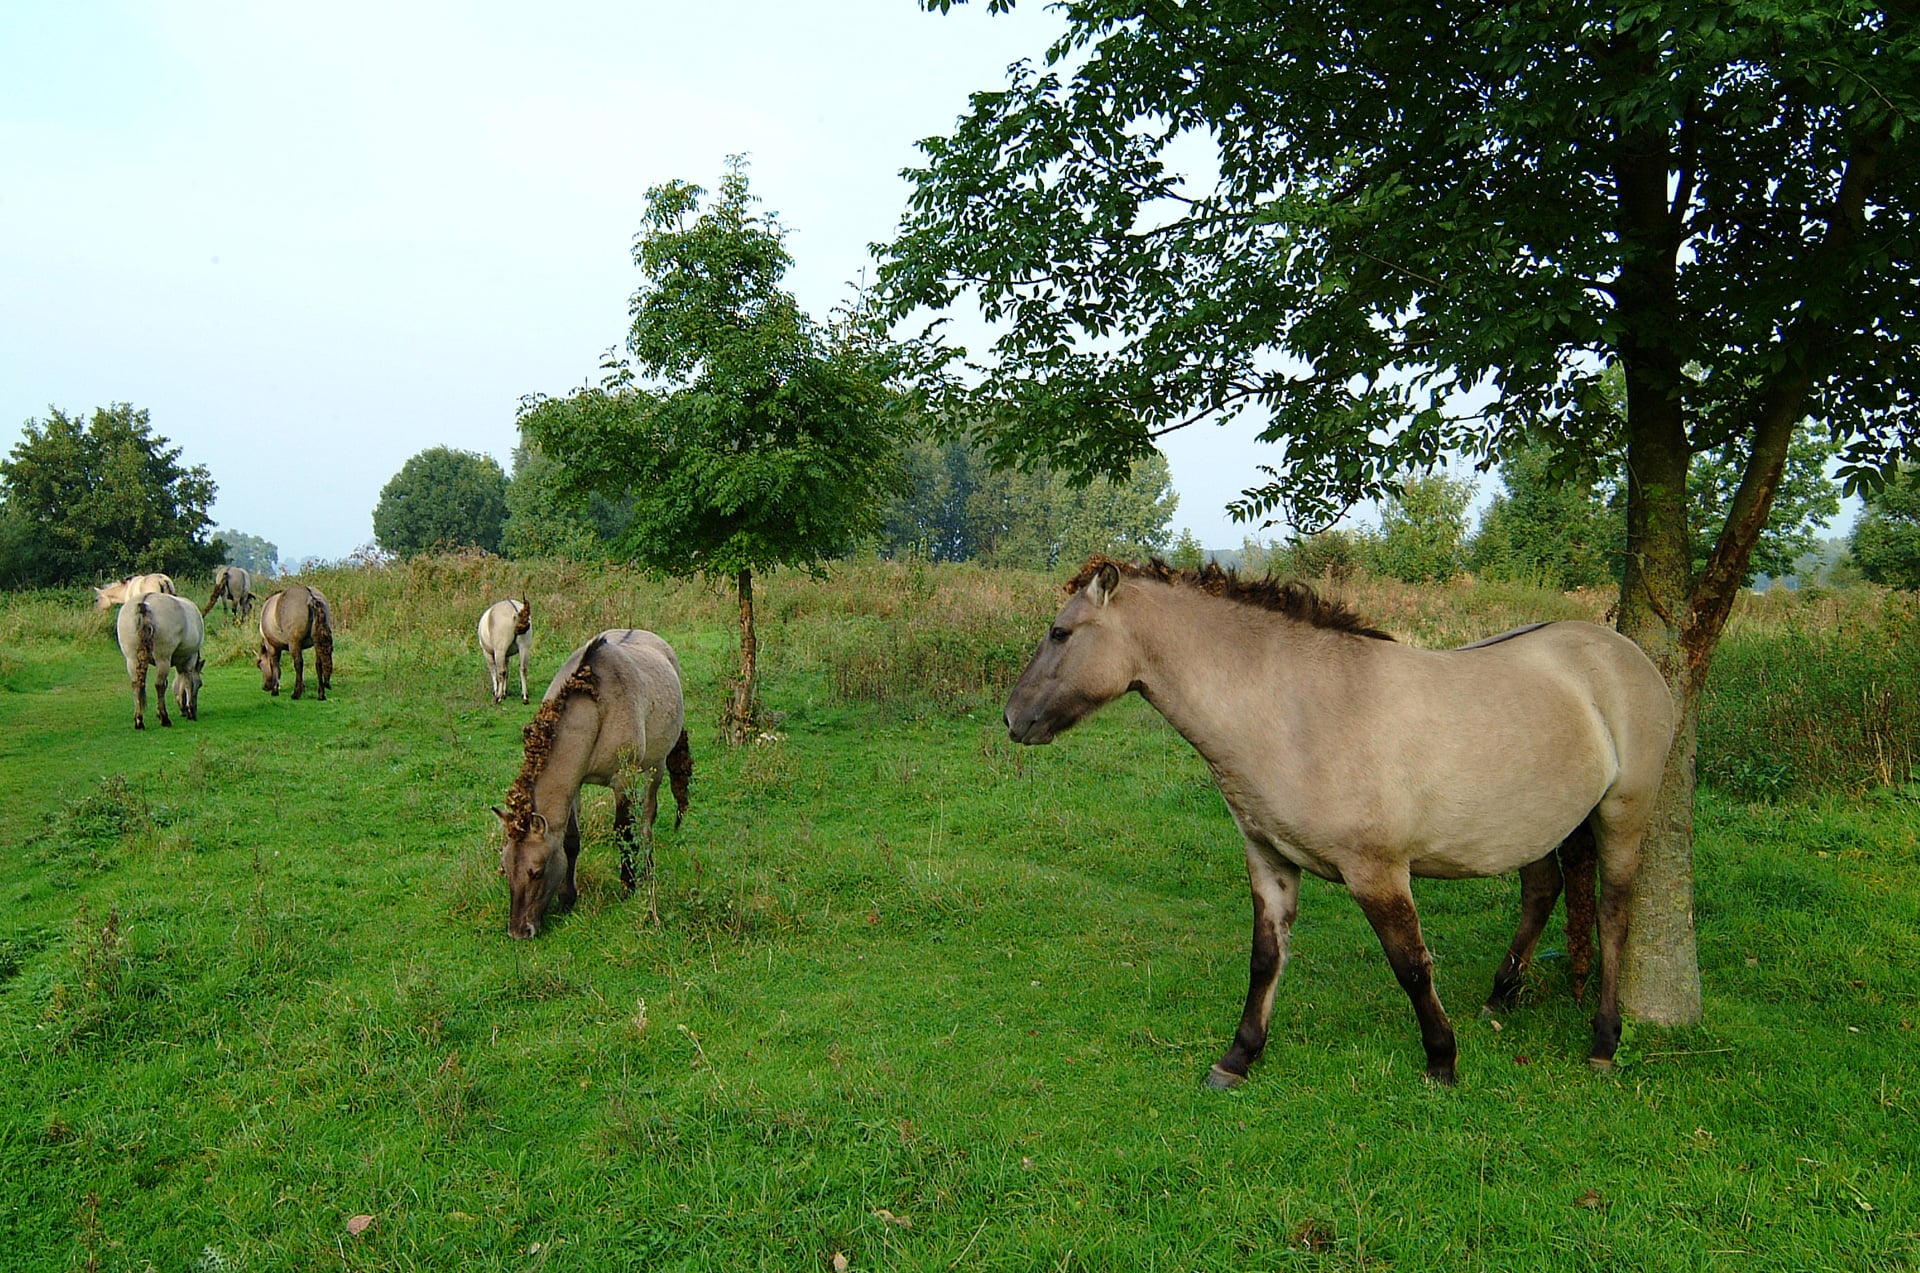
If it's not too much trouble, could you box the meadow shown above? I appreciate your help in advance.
[0,557,1915,1271]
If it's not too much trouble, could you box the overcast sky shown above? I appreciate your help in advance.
[4,0,1339,566]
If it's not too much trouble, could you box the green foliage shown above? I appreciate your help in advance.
[1469,436,1624,589]
[0,564,1916,1269]
[1167,527,1204,569]
[881,435,1178,568]
[1690,420,1842,583]
[1373,472,1474,584]
[215,528,278,576]
[372,446,509,559]
[884,1,1916,525]
[0,404,222,587]
[522,158,908,582]
[501,438,630,561]
[1850,466,1920,590]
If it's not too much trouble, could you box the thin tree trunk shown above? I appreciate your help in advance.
[726,567,757,744]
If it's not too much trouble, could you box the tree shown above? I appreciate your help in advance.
[1470,437,1624,590]
[217,529,280,576]
[372,447,509,559]
[882,435,1179,566]
[521,158,908,741]
[1374,473,1475,584]
[884,0,1920,1026]
[502,437,632,561]
[1851,467,1920,590]
[0,404,223,588]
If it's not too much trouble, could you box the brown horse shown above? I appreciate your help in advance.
[493,630,692,939]
[204,565,255,621]
[1004,558,1674,1087]
[256,584,334,700]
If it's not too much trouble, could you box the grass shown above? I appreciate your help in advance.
[1,561,1916,1271]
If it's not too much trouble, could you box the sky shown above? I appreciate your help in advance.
[2,0,1317,567]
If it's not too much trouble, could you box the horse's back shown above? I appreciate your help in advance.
[116,592,203,669]
[479,599,525,651]
[261,585,321,645]
[546,630,685,772]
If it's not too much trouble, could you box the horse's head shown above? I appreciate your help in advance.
[494,806,565,939]
[1005,561,1139,745]
[256,641,278,693]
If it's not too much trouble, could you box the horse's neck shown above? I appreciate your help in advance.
[529,699,601,818]
[1131,589,1323,767]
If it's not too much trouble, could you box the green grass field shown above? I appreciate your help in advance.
[2,560,1915,1271]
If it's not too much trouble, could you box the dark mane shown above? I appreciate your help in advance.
[502,637,603,838]
[1067,556,1394,642]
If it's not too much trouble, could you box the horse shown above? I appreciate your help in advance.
[115,591,204,729]
[493,630,693,939]
[477,598,532,705]
[204,565,255,621]
[256,584,334,700]
[1003,558,1674,1088]
[92,573,176,610]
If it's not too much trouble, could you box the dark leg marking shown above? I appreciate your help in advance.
[615,792,637,894]
[1208,846,1299,1089]
[1559,821,1598,1002]
[1353,886,1457,1085]
[1484,852,1564,1014]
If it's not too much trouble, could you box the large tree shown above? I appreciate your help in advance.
[884,1,1919,1025]
[1850,466,1920,589]
[522,158,908,741]
[372,446,510,559]
[0,404,223,588]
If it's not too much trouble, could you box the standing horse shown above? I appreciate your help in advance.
[115,591,204,729]
[493,630,693,939]
[205,565,255,621]
[477,598,532,705]
[1003,558,1674,1087]
[93,573,176,610]
[256,584,334,700]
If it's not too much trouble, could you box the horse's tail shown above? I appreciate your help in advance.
[309,593,335,689]
[202,574,225,616]
[666,728,692,830]
[515,598,531,636]
[1558,820,1598,1002]
[135,599,156,679]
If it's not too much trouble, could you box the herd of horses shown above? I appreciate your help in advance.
[90,556,1674,1088]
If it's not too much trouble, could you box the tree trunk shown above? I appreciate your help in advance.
[725,567,757,744]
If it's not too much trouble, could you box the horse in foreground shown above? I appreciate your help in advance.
[494,629,693,939]
[205,565,255,621]
[1003,558,1674,1087]
[115,592,204,729]
[256,584,334,700]
[477,598,531,705]
[93,573,176,610]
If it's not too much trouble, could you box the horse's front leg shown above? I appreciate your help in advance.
[1208,839,1301,1089]
[1349,867,1457,1085]
[557,803,582,912]
[1483,851,1564,1015]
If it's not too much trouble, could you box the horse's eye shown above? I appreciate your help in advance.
[1049,626,1070,643]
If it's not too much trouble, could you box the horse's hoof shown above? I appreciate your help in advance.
[1587,1057,1616,1073]
[1204,1064,1245,1090]
[133,720,144,731]
[1425,1067,1458,1087]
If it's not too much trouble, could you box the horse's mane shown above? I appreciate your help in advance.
[1066,556,1395,642]
[502,636,603,839]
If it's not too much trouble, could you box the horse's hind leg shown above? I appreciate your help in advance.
[614,789,638,894]
[1483,852,1564,1015]
[1349,867,1457,1085]
[1559,821,1598,1001]
[1587,801,1651,1070]
[1208,839,1301,1089]
[290,644,306,699]
[155,665,173,728]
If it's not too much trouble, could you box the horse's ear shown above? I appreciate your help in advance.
[1087,562,1122,607]
[530,812,549,836]
[491,805,509,824]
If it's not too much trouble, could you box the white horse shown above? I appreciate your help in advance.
[205,565,255,621]
[477,598,531,705]
[93,573,176,610]
[115,591,205,729]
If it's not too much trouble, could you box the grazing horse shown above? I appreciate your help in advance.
[204,565,255,621]
[256,584,334,700]
[1003,558,1674,1087]
[92,573,176,610]
[115,592,204,729]
[477,598,532,705]
[493,629,693,939]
